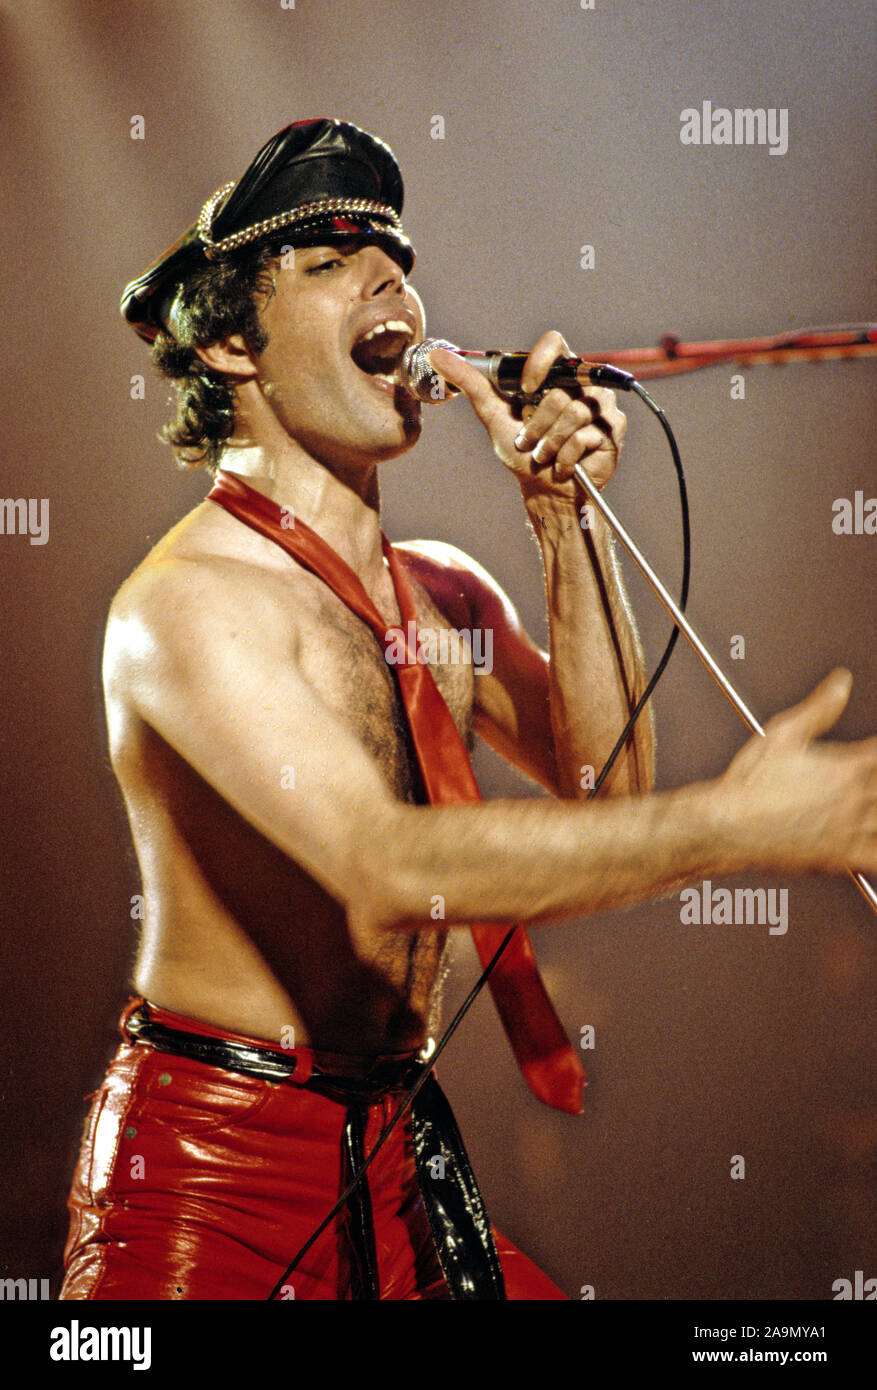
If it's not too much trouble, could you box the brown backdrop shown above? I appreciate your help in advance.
[1,0,875,1302]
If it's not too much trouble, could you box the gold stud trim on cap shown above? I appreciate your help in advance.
[196,182,404,260]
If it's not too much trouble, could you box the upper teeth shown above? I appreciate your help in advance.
[360,320,411,343]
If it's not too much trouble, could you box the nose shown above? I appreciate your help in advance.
[359,243,406,299]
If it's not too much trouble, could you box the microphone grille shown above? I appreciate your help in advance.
[400,338,460,403]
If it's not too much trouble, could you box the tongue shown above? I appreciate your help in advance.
[352,344,397,375]
[351,329,409,375]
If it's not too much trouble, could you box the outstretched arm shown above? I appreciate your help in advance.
[108,563,877,938]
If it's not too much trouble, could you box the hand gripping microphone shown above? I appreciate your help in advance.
[399,338,636,403]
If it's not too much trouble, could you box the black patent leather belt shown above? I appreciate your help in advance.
[123,1004,422,1100]
[123,1003,506,1299]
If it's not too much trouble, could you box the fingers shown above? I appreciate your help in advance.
[766,667,854,745]
[426,347,506,426]
[429,334,627,487]
[514,387,626,483]
[813,734,877,875]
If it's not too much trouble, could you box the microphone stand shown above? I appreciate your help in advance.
[592,323,877,379]
[571,429,877,914]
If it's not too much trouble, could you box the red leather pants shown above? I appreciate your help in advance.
[60,1003,567,1301]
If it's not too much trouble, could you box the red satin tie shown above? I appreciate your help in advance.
[207,469,585,1114]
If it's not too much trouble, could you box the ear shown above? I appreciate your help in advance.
[193,333,259,382]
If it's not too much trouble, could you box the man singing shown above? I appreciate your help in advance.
[60,119,877,1301]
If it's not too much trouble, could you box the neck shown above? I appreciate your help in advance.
[216,438,386,585]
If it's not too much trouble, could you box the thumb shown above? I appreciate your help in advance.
[766,667,853,745]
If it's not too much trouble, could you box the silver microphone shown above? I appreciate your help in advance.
[399,338,635,403]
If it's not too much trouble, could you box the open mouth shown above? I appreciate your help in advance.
[350,320,415,389]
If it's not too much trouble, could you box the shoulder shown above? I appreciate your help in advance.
[103,509,309,694]
[104,555,244,698]
[393,538,519,628]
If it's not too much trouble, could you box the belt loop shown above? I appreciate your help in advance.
[288,1050,313,1085]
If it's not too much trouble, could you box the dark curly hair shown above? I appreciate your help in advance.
[151,242,283,471]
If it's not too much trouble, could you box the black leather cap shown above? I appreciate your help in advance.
[121,119,415,344]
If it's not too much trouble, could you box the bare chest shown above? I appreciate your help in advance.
[295,576,476,803]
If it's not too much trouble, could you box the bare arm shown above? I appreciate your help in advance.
[397,534,652,800]
[429,334,653,799]
[521,493,654,797]
[108,561,877,939]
